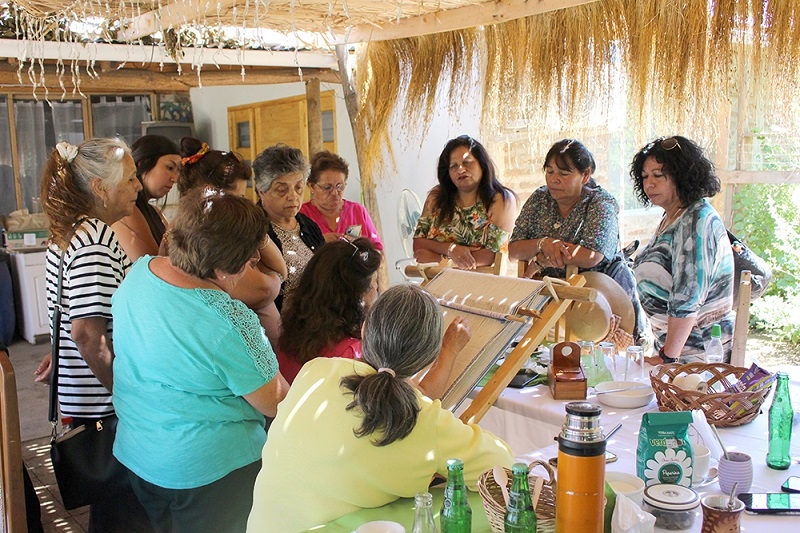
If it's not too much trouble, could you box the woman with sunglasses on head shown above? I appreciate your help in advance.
[112,134,181,262]
[277,237,469,395]
[177,137,287,345]
[630,136,734,364]
[299,150,384,249]
[413,135,517,270]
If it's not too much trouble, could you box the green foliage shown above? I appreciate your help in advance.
[730,183,800,299]
[750,295,800,344]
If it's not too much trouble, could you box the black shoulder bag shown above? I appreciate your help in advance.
[48,218,127,510]
[727,230,772,302]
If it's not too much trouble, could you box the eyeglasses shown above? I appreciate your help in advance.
[339,236,369,264]
[315,182,346,194]
[661,137,681,150]
[644,136,682,154]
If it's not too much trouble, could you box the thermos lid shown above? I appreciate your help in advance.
[565,401,602,417]
[643,484,699,511]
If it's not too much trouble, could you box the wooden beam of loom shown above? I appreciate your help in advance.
[119,0,238,41]
[459,273,587,426]
[338,0,601,44]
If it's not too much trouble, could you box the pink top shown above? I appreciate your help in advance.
[277,336,362,384]
[300,199,384,250]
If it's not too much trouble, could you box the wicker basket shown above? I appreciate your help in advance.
[650,362,773,427]
[478,460,556,533]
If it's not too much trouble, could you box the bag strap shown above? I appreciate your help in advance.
[48,218,88,428]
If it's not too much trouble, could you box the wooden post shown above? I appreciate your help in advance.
[305,78,323,156]
[336,44,390,291]
[730,270,751,367]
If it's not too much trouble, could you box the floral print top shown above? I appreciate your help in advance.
[413,201,509,253]
[510,179,620,277]
[633,199,735,362]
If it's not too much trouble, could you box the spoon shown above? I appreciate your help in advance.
[711,424,730,460]
[727,482,739,511]
[493,466,510,506]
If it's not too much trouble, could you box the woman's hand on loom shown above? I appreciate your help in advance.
[450,244,481,270]
[442,316,471,356]
[538,238,572,269]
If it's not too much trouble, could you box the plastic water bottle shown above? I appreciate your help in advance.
[704,324,724,364]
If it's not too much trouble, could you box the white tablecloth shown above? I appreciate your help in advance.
[468,364,800,532]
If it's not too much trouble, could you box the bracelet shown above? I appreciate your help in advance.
[269,270,284,284]
[536,237,547,256]
[658,347,678,364]
[446,242,457,258]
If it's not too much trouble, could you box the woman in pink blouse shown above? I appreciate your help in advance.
[299,151,384,250]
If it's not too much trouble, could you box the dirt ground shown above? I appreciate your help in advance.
[745,331,800,366]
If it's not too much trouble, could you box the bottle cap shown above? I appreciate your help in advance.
[446,458,464,471]
[711,324,721,338]
[511,463,529,476]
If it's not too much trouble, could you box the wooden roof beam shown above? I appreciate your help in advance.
[337,0,600,43]
[118,0,238,41]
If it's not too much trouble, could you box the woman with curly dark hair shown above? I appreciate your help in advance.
[413,135,517,270]
[630,136,735,364]
[276,237,381,383]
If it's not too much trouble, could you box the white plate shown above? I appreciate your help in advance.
[594,380,654,409]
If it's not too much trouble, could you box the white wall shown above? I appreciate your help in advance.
[190,81,482,284]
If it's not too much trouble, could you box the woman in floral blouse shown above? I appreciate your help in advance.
[509,139,620,279]
[413,135,517,270]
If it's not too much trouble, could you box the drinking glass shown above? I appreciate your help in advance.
[626,346,646,382]
[577,340,596,384]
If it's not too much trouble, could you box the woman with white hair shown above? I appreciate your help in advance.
[248,284,513,532]
[41,138,151,531]
[252,143,324,309]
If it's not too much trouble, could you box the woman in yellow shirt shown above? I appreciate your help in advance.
[247,285,514,532]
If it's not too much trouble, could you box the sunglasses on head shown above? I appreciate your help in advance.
[339,236,369,264]
[644,136,682,154]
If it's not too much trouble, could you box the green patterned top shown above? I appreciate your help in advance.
[413,202,509,253]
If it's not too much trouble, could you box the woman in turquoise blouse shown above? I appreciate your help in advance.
[112,188,289,533]
[630,136,735,364]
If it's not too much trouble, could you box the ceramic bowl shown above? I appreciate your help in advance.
[354,521,406,533]
[595,380,655,409]
[606,471,646,506]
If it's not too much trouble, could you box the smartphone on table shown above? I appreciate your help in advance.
[782,476,800,493]
[739,492,800,514]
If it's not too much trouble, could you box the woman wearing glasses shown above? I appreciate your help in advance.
[413,135,517,270]
[630,136,734,364]
[299,151,384,250]
[253,144,324,309]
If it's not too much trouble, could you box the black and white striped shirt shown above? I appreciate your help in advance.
[46,218,131,418]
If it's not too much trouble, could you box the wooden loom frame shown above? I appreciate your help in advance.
[457,274,595,426]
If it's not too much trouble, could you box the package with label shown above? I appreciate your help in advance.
[636,411,694,487]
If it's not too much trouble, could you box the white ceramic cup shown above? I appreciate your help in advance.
[718,451,753,495]
[692,444,711,484]
[354,521,406,533]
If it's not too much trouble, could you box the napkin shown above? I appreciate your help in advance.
[611,493,655,533]
[691,409,724,461]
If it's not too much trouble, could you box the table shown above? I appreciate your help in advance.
[324,365,800,532]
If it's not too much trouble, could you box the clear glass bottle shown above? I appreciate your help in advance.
[767,372,793,469]
[504,463,537,532]
[440,458,471,533]
[704,324,724,364]
[412,492,438,533]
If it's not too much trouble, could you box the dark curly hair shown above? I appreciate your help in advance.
[630,136,720,207]
[432,135,515,225]
[177,137,250,195]
[279,237,381,366]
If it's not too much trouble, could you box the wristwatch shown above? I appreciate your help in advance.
[658,347,678,364]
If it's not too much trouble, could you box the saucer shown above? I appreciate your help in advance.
[692,467,719,488]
